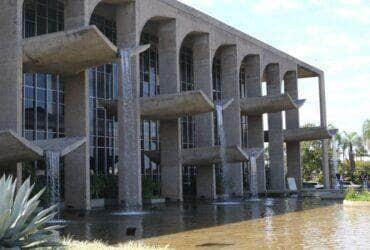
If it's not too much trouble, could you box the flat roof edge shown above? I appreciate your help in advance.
[160,0,323,75]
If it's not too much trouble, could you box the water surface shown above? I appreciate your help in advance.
[60,198,370,249]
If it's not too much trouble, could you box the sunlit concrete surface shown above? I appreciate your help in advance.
[23,26,117,75]
[240,94,305,115]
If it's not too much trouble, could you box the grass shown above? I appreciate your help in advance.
[345,187,370,202]
[61,238,172,250]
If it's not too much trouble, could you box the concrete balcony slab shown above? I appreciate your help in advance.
[181,146,249,166]
[240,94,305,115]
[140,91,215,120]
[0,130,43,165]
[144,147,263,166]
[99,90,215,121]
[34,137,86,157]
[264,127,337,142]
[23,25,117,76]
[0,130,86,166]
[284,127,337,142]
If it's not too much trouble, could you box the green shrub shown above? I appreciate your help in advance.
[90,174,118,199]
[345,187,370,202]
[0,175,61,248]
[142,179,160,199]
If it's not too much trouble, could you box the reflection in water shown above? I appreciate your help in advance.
[60,198,370,249]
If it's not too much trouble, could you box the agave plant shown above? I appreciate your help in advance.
[0,175,61,249]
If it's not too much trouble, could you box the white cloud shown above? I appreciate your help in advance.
[250,0,302,12]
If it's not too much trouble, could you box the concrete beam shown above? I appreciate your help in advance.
[240,94,305,116]
[23,26,117,76]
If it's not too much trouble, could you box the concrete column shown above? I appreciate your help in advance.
[194,34,216,200]
[158,20,182,201]
[62,0,92,210]
[65,0,89,29]
[266,64,285,191]
[116,2,143,206]
[221,46,243,197]
[319,73,330,189]
[284,71,302,190]
[0,2,23,181]
[64,72,91,210]
[245,55,266,193]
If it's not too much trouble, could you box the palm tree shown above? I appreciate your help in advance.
[343,132,362,180]
[363,119,370,152]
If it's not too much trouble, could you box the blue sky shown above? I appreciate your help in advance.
[179,0,370,134]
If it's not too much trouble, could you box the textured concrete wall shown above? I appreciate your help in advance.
[284,71,302,190]
[64,72,91,210]
[220,46,243,197]
[0,1,23,181]
[157,19,183,201]
[193,34,216,200]
[244,55,266,193]
[266,64,285,191]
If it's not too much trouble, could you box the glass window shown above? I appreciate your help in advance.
[89,14,118,175]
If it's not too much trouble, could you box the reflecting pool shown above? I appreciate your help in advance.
[60,198,370,249]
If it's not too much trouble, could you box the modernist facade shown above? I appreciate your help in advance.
[0,0,334,210]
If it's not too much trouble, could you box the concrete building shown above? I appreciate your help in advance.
[0,0,335,210]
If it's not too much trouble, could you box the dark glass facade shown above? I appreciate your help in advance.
[180,46,197,196]
[89,14,118,175]
[23,0,64,38]
[22,0,65,200]
[140,33,161,197]
[239,67,247,99]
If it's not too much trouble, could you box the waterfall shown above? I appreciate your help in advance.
[332,140,340,190]
[45,151,61,218]
[249,156,258,200]
[215,104,229,197]
[118,49,134,210]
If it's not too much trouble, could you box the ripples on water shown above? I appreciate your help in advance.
[60,198,370,249]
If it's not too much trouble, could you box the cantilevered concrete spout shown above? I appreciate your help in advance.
[0,130,86,166]
[34,137,86,157]
[99,90,215,120]
[0,130,44,165]
[140,90,215,120]
[23,25,118,75]
[264,127,337,142]
[240,94,305,115]
[284,127,337,142]
[181,146,249,166]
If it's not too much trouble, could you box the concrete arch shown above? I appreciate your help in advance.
[262,62,280,82]
[239,54,261,73]
[281,64,298,80]
[87,0,130,22]
[138,15,176,42]
[179,31,209,49]
[212,44,236,64]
